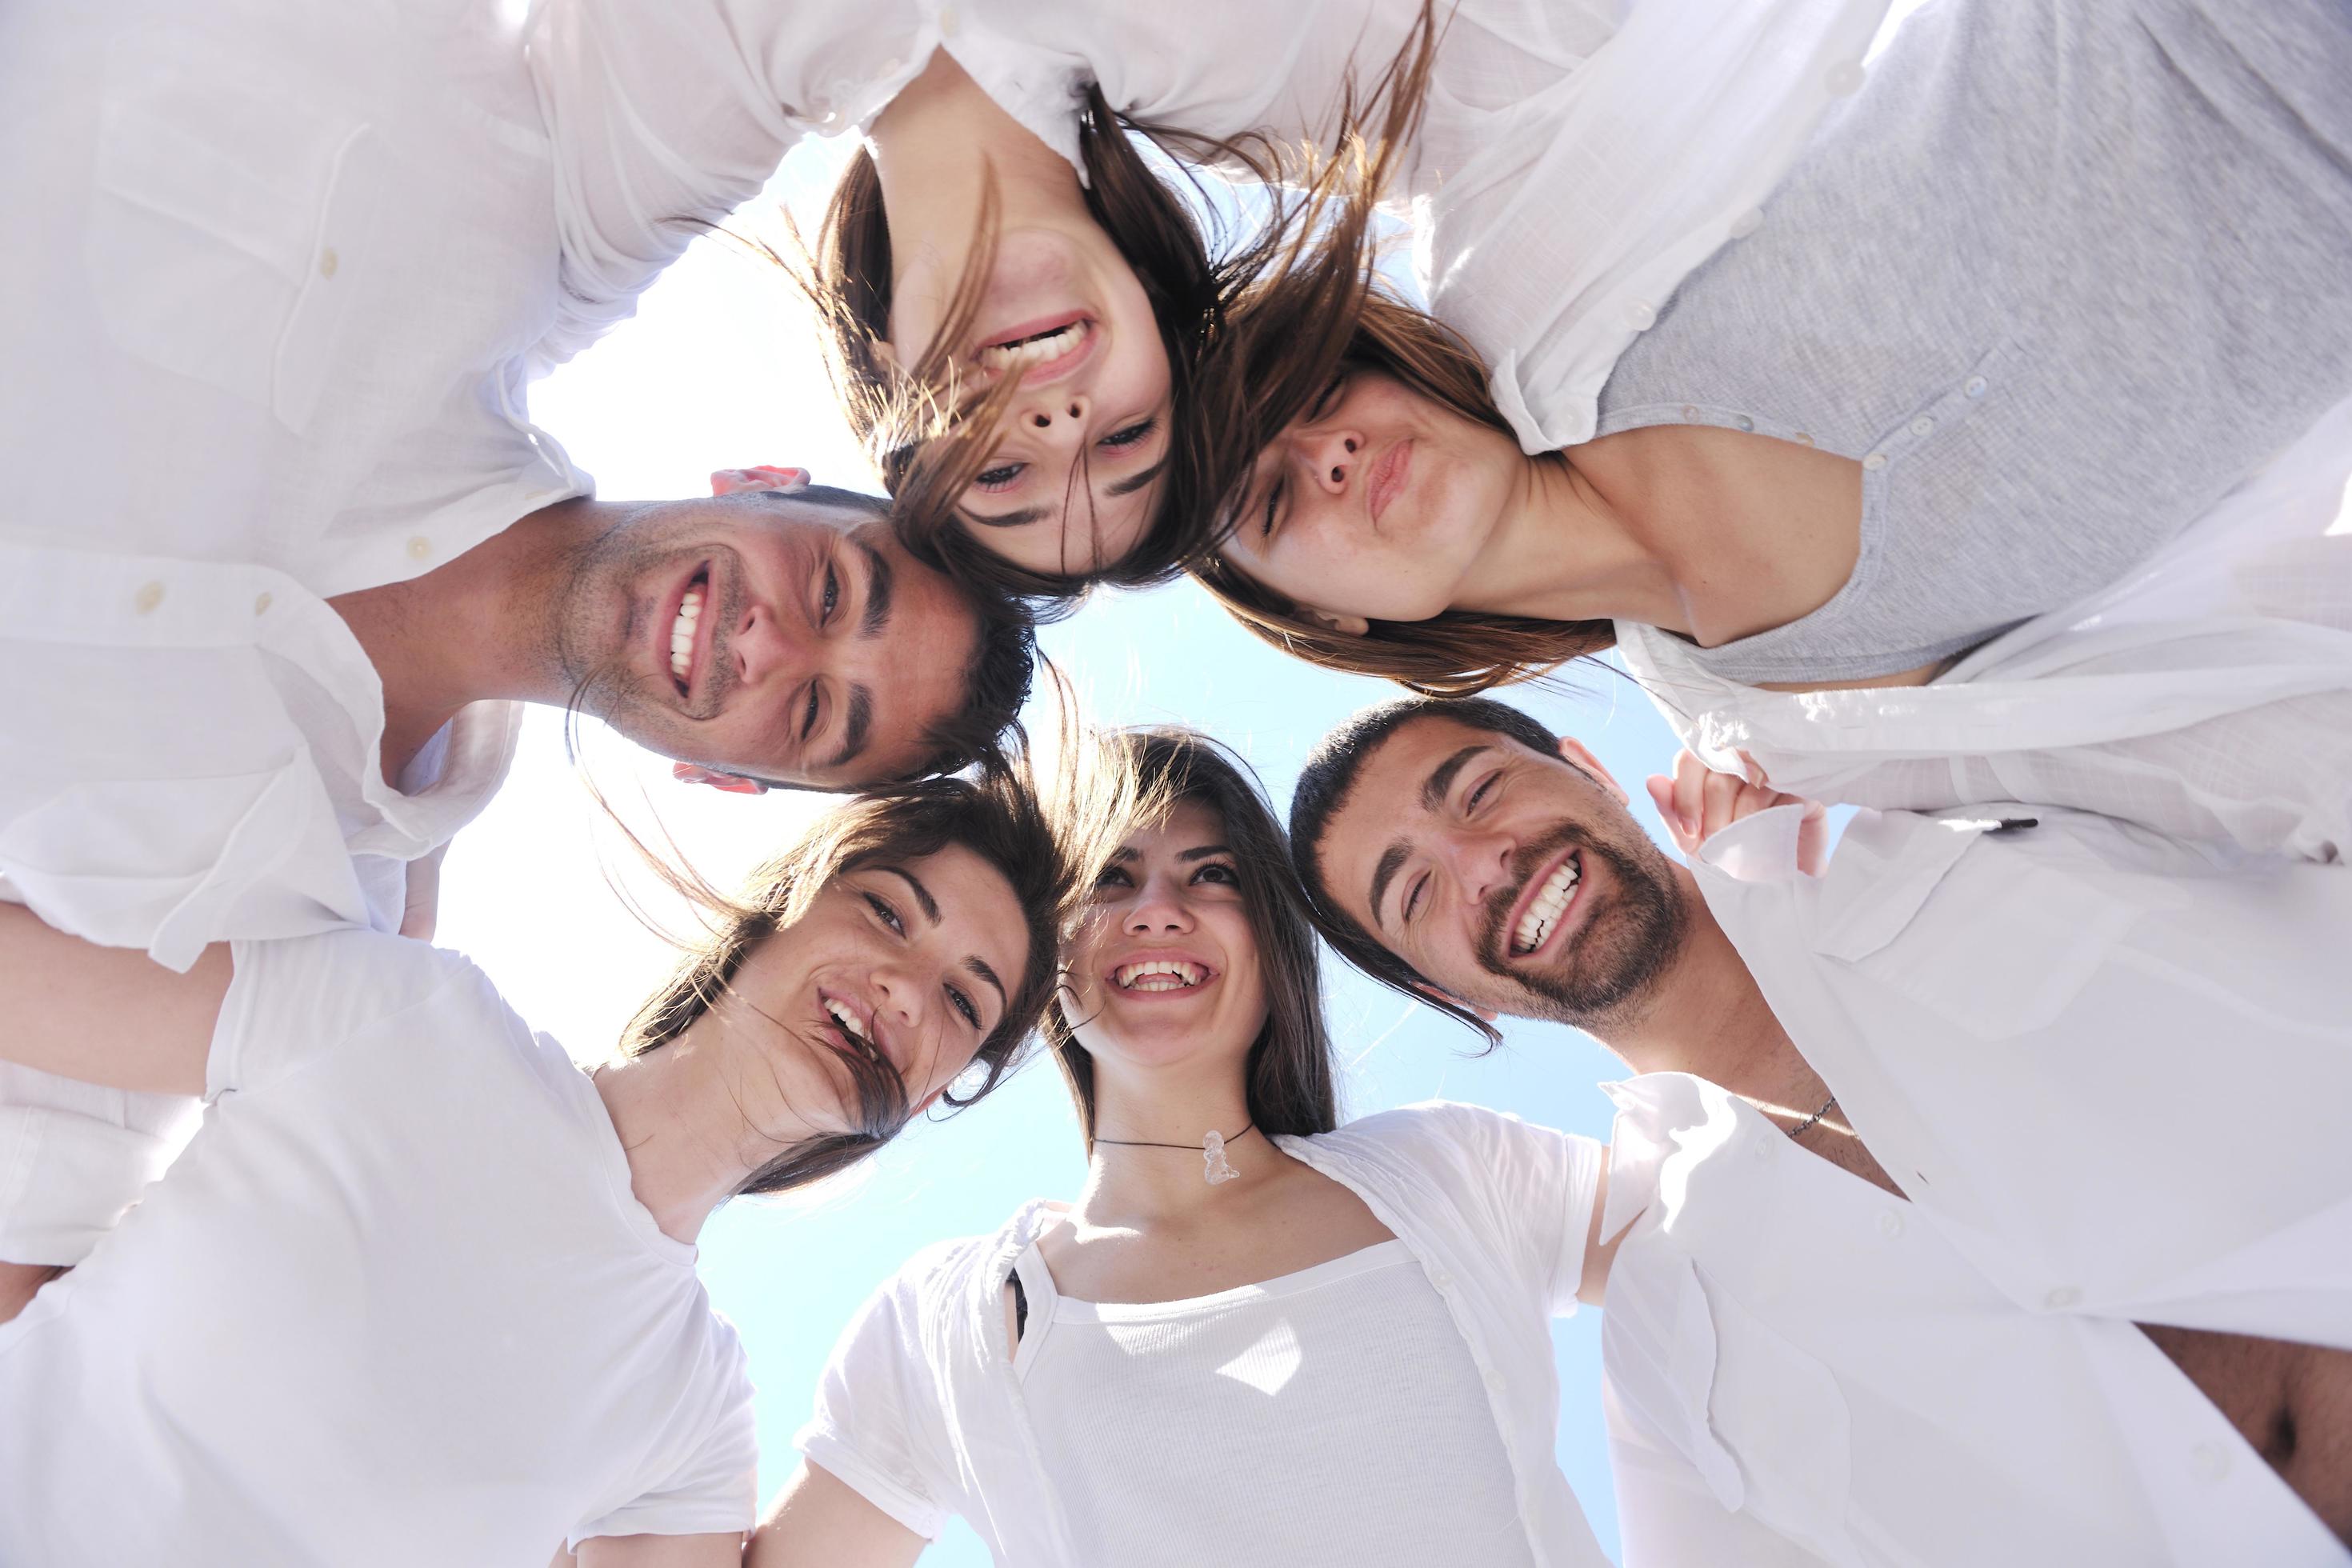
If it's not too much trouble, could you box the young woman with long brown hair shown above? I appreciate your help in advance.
[1195,0,2352,861]
[0,770,1096,1566]
[742,728,1618,1566]
[530,0,1882,598]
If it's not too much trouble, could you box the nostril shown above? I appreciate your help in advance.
[1030,414,1050,429]
[1330,466,1345,484]
[1344,437,1358,454]
[1066,402,1081,418]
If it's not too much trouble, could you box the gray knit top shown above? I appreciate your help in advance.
[1594,0,2352,683]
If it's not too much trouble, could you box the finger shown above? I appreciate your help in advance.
[1670,750,1709,840]
[1699,767,1743,841]
[1645,776,1698,854]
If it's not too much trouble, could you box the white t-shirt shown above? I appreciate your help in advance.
[0,930,757,1566]
[1013,1238,1537,1567]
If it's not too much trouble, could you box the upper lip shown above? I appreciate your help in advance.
[818,986,898,1074]
[1103,947,1218,990]
[1365,439,1412,525]
[1501,846,1583,964]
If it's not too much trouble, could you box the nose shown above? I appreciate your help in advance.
[728,598,808,689]
[868,963,929,1058]
[1123,870,1197,936]
[1294,422,1363,495]
[1020,393,1092,451]
[1438,826,1518,910]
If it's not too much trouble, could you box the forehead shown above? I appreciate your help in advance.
[1317,718,1517,903]
[1122,797,1226,857]
[897,841,1028,970]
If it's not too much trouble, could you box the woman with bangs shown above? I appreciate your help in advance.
[1196,0,2352,864]
[0,770,1096,1566]
[530,0,1882,598]
[744,729,1617,1566]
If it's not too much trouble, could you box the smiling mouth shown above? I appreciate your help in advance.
[1112,959,1210,993]
[822,993,891,1073]
[1510,852,1583,958]
[974,314,1094,382]
[667,568,709,698]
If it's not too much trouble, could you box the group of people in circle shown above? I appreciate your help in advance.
[4,0,2352,1562]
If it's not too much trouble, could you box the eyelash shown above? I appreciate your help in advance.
[948,987,982,1030]
[971,419,1158,494]
[1404,776,1497,922]
[1091,860,1239,890]
[866,891,985,1030]
[821,563,839,624]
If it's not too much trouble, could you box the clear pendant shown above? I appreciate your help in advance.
[1202,1130,1239,1186]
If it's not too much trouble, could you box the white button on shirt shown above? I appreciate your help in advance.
[1616,389,2352,862]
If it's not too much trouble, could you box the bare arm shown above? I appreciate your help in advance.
[574,1532,744,1568]
[745,1462,926,1568]
[0,905,227,1096]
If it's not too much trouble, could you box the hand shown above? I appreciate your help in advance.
[399,842,450,942]
[1646,750,1830,875]
[710,466,810,496]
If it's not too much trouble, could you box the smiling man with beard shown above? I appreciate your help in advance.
[1292,694,2352,1564]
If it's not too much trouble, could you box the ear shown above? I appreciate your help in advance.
[671,762,767,796]
[1412,980,1498,1024]
[1304,607,1371,638]
[1554,736,1629,806]
[710,465,810,496]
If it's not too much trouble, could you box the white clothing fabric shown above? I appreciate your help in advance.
[1012,1238,1537,1567]
[797,1102,1610,1567]
[1614,390,2352,862]
[0,930,758,1564]
[530,0,1882,451]
[1598,1074,2347,1567]
[1606,802,2352,1564]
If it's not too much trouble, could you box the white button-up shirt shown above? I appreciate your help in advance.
[1616,391,2352,862]
[795,1103,1614,1568]
[1605,803,2352,1563]
[0,0,593,967]
[529,0,1885,452]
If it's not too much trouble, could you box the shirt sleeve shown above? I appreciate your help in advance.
[206,930,476,1100]
[1402,1102,1606,1317]
[793,1260,956,1540]
[1605,1376,1831,1567]
[522,0,933,374]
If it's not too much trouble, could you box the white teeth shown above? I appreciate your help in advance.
[824,998,868,1042]
[975,322,1083,371]
[1512,857,1582,955]
[669,586,702,685]
[1114,959,1205,992]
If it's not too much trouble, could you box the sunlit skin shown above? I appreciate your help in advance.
[867,51,1170,579]
[594,842,1031,1242]
[329,483,982,793]
[1218,369,1907,685]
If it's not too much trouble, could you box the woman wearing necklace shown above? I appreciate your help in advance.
[743,728,1617,1566]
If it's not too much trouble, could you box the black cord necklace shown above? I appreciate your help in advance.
[1094,1122,1255,1186]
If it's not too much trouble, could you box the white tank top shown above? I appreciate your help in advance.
[1012,1238,1538,1566]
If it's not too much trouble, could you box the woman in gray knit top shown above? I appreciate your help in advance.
[1199,0,2352,697]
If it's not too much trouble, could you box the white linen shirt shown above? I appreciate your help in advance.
[0,0,590,968]
[1614,391,2352,862]
[794,1102,1613,1568]
[528,0,1885,452]
[0,930,758,1564]
[1613,802,2352,1563]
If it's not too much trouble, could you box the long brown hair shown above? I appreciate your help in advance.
[799,9,1446,607]
[1190,292,1618,695]
[614,751,1122,1198]
[1043,728,1339,1146]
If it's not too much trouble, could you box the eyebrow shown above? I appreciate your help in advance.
[1177,843,1232,861]
[855,539,894,637]
[1368,840,1412,933]
[1424,745,1490,809]
[879,866,938,924]
[830,685,873,771]
[964,955,1007,1011]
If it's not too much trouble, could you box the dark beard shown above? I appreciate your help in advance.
[1473,822,1688,1032]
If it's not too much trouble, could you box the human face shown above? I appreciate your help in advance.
[722,842,1031,1135]
[890,225,1172,580]
[1218,370,1524,625]
[1316,718,1690,1029]
[557,493,981,788]
[1062,800,1268,1077]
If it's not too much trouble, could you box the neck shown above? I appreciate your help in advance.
[593,1023,822,1246]
[1590,872,1814,1104]
[1075,1052,1266,1227]
[327,498,621,783]
[1450,452,1693,631]
[866,54,1085,340]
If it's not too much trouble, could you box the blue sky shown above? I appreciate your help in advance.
[444,122,1696,1567]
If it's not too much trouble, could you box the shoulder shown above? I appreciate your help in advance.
[862,1202,1059,1321]
[1305,1100,1575,1186]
